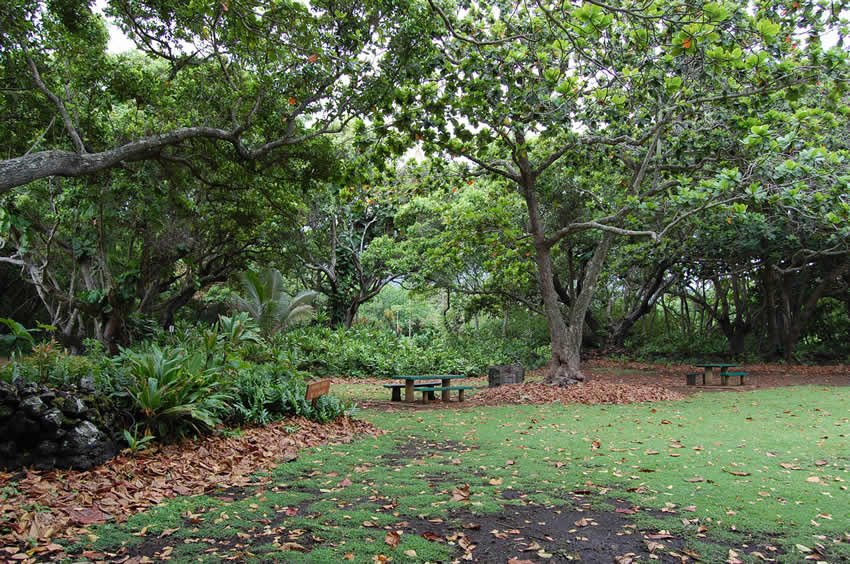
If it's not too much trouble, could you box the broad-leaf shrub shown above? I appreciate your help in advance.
[122,345,232,441]
[0,339,124,392]
[230,363,348,425]
[0,318,36,356]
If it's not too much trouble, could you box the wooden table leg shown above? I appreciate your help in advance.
[458,389,465,402]
[441,378,451,402]
[405,381,414,402]
[703,367,712,385]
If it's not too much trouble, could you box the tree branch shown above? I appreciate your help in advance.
[545,221,658,248]
[24,51,85,154]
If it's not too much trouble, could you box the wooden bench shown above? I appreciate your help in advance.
[720,371,754,386]
[383,382,441,402]
[416,386,477,403]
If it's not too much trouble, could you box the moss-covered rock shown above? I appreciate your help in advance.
[0,378,119,470]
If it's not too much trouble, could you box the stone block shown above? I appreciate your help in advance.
[487,364,525,387]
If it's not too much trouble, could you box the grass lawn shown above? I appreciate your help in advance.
[72,386,849,563]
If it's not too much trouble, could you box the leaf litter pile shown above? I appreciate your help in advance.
[468,381,684,406]
[0,416,380,556]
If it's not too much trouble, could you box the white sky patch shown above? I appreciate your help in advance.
[94,0,137,53]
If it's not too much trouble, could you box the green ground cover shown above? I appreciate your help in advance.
[72,386,849,563]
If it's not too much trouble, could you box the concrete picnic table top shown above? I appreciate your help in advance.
[392,374,467,380]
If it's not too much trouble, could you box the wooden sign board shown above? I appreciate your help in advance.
[305,379,331,401]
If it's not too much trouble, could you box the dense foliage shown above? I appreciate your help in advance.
[1,0,849,406]
[280,323,549,378]
[0,315,353,444]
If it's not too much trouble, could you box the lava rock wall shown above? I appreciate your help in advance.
[0,379,119,470]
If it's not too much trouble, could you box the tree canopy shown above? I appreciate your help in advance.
[1,0,849,376]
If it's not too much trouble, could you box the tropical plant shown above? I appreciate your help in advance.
[230,269,316,336]
[0,318,36,356]
[230,363,349,425]
[122,345,233,441]
[122,428,156,453]
[216,313,262,345]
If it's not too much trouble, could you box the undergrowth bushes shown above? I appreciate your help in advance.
[122,345,233,441]
[0,318,353,448]
[231,363,351,425]
[279,324,549,377]
[0,314,542,452]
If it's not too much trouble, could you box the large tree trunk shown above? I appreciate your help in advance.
[519,160,582,385]
[761,267,783,360]
[535,243,584,384]
[727,323,749,357]
[101,312,125,355]
[546,233,614,385]
[158,285,198,329]
[344,301,360,329]
[519,149,614,385]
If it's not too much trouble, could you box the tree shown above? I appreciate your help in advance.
[0,0,416,192]
[598,243,679,350]
[390,170,539,321]
[384,0,846,384]
[671,83,850,360]
[297,185,402,328]
[0,113,323,351]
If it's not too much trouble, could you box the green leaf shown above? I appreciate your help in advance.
[756,19,781,40]
[703,3,730,22]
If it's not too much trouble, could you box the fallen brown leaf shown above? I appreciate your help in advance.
[384,531,400,548]
[452,484,471,501]
[0,416,382,548]
[280,542,308,552]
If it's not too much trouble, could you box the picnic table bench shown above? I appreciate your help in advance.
[387,374,475,403]
[383,381,440,402]
[416,385,477,403]
[688,363,755,387]
[719,371,754,386]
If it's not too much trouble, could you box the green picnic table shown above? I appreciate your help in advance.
[385,374,474,403]
[690,363,752,386]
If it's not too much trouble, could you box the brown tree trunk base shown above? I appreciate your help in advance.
[544,359,590,387]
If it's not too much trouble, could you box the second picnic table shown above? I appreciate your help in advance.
[694,362,737,385]
[385,374,472,403]
[690,363,752,386]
